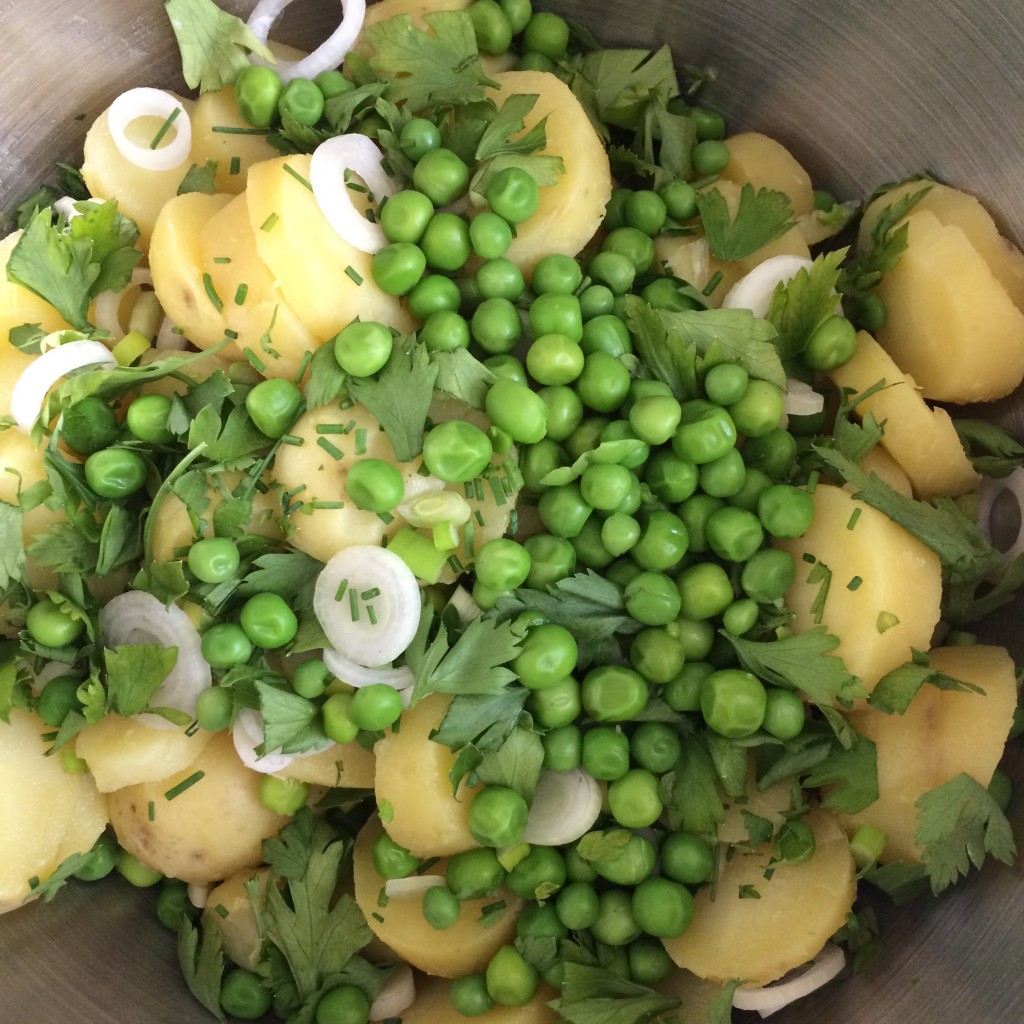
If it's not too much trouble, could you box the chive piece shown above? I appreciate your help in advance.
[489,475,507,506]
[346,181,369,194]
[202,273,224,312]
[234,283,249,306]
[212,256,232,264]
[345,265,364,285]
[212,125,271,135]
[335,578,349,601]
[372,912,385,923]
[294,350,313,383]
[316,423,349,434]
[377,510,394,524]
[150,105,181,149]
[165,770,206,800]
[847,575,863,591]
[416,857,441,874]
[148,801,156,821]
[361,588,381,600]
[474,478,485,503]
[509,508,519,534]
[280,434,304,446]
[367,604,378,625]
[847,507,862,530]
[447,554,464,573]
[229,156,241,176]
[185,720,200,737]
[464,482,474,498]
[260,212,280,232]
[243,347,266,372]
[355,428,367,455]
[317,437,344,460]
[464,520,475,558]
[224,329,239,340]
[702,270,723,296]
[806,470,820,494]
[474,510,485,527]
[802,552,816,564]
[309,500,346,509]
[349,587,360,621]
[283,163,314,190]
[214,904,230,919]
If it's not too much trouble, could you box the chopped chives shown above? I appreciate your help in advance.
[294,350,312,383]
[464,520,475,557]
[361,587,381,599]
[377,887,389,908]
[148,801,156,821]
[377,510,394,524]
[488,475,507,506]
[447,554,464,573]
[283,484,307,502]
[806,470,820,493]
[364,208,377,223]
[214,904,229,919]
[349,587,360,621]
[474,478,485,502]
[185,720,200,737]
[509,508,519,534]
[367,604,378,625]
[847,576,863,591]
[229,156,241,176]
[416,857,440,874]
[316,423,349,434]
[346,181,369,193]
[212,256,232,264]
[202,273,223,312]
[260,212,280,232]
[702,270,723,296]
[501,475,514,497]
[345,265,364,285]
[280,434,304,446]
[355,428,367,455]
[802,552,816,563]
[340,397,355,409]
[212,125,270,135]
[283,163,313,190]
[150,105,181,149]
[165,770,205,801]
[847,508,862,530]
[335,578,349,601]
[234,283,248,306]
[343,419,357,433]
[317,437,344,460]
[243,347,266,372]
[223,329,239,340]
[474,510,485,527]
[372,913,385,923]
[309,500,346,509]
[464,482,474,498]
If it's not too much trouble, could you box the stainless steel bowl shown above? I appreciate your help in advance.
[1,2,1022,1021]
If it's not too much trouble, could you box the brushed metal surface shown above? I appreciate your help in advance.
[0,2,1022,1022]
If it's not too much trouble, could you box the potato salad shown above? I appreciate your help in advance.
[1,0,1023,1022]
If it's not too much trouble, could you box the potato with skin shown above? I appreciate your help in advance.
[0,710,108,914]
[662,808,856,986]
[483,70,612,276]
[353,820,521,977]
[719,132,814,218]
[107,730,290,885]
[777,484,942,691]
[829,330,979,498]
[841,644,1017,864]
[374,694,479,857]
[873,208,1024,402]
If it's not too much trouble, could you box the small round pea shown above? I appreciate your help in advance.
[450,973,496,1017]
[630,721,683,774]
[469,0,513,54]
[629,937,674,986]
[314,69,354,99]
[700,668,767,738]
[26,598,85,648]
[514,622,578,688]
[221,968,273,1020]
[608,769,663,828]
[259,775,309,815]
[672,400,738,465]
[346,458,405,512]
[234,64,283,128]
[692,139,730,175]
[629,394,682,445]
[413,148,470,206]
[487,166,540,224]
[278,77,325,126]
[470,786,528,849]
[727,380,784,438]
[532,253,584,295]
[408,274,461,320]
[660,180,698,220]
[625,189,667,235]
[582,664,649,721]
[471,297,522,354]
[757,483,815,539]
[201,623,253,670]
[400,118,442,161]
[704,362,749,406]
[762,687,806,740]
[85,448,148,499]
[575,351,632,413]
[506,845,567,900]
[522,10,569,60]
[591,889,641,946]
[538,384,584,442]
[421,212,472,272]
[349,683,403,731]
[380,189,434,245]
[581,725,630,781]
[314,984,370,1024]
[126,393,173,443]
[624,570,681,626]
[661,830,715,884]
[485,378,548,444]
[542,723,582,772]
[741,547,796,603]
[156,880,197,931]
[61,396,119,456]
[537,482,592,539]
[73,833,118,882]
[246,378,303,438]
[475,538,532,591]
[581,314,632,357]
[631,876,695,938]
[587,250,636,295]
[555,880,600,930]
[240,592,298,649]
[333,320,393,377]
[117,850,163,888]
[523,532,576,589]
[486,945,539,1007]
[663,661,714,713]
[629,626,686,684]
[37,675,82,727]
[469,210,514,259]
[676,561,734,620]
[422,884,462,929]
[322,692,359,744]
[705,506,765,563]
[371,242,426,296]
[526,675,581,728]
[856,291,888,332]
[804,314,858,370]
[476,257,525,300]
[601,226,655,273]
[422,420,493,482]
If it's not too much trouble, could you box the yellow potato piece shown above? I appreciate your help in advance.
[0,710,107,914]
[204,867,270,970]
[374,694,479,857]
[841,644,1017,864]
[401,973,558,1023]
[719,132,814,217]
[273,740,375,789]
[81,100,195,249]
[829,330,979,498]
[75,714,213,793]
[189,87,279,195]
[663,808,855,986]
[874,209,1024,402]
[654,234,710,291]
[353,820,521,977]
[717,757,797,845]
[245,155,413,342]
[858,444,913,498]
[484,70,612,275]
[107,730,290,885]
[777,484,941,690]
[150,192,233,348]
[199,193,320,379]
[859,179,1024,312]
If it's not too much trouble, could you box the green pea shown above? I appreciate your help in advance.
[587,250,636,295]
[346,458,405,512]
[663,661,713,712]
[728,465,773,512]
[470,786,529,847]
[420,309,470,352]
[26,598,85,648]
[629,394,682,445]
[631,876,695,938]
[581,314,632,357]
[526,675,580,728]
[644,450,698,503]
[61,396,119,455]
[757,483,815,538]
[245,377,302,438]
[450,974,496,1017]
[632,510,689,572]
[322,692,359,744]
[408,274,461,320]
[641,277,702,312]
[514,622,578,688]
[582,664,649,721]
[421,212,472,272]
[476,257,525,300]
[201,623,253,669]
[532,253,583,295]
[855,291,888,332]
[72,832,118,882]
[371,242,426,296]
[676,561,734,620]
[555,880,600,929]
[380,189,434,245]
[522,11,569,60]
[672,399,737,464]
[722,597,758,636]
[500,0,532,32]
[469,210,513,259]
[581,726,630,781]
[542,723,582,772]
[240,592,298,649]
[333,320,393,377]
[564,415,610,461]
[314,70,354,100]
[591,889,642,945]
[629,626,685,684]
[579,283,615,320]
[575,351,632,412]
[196,685,235,731]
[629,721,683,774]
[537,481,592,538]
[475,538,532,591]
[85,447,147,499]
[126,393,173,443]
[523,533,576,588]
[571,515,615,570]
[623,570,681,626]
[700,668,767,737]
[422,884,462,929]
[37,675,82,727]
[608,769,663,828]
[705,506,765,562]
[487,166,540,224]
[469,0,513,54]
[629,937,674,986]
[485,378,548,444]
[373,832,421,879]
[740,547,796,603]
[486,945,538,1007]
[727,379,784,437]
[259,775,309,815]
[520,437,567,492]
[422,420,494,482]
[762,687,806,740]
[804,314,858,370]
[538,384,583,442]
[278,77,324,126]
[400,118,442,161]
[601,512,641,557]
[117,850,163,888]
[579,462,633,511]
[349,683,403,731]
[661,829,714,884]
[703,362,749,405]
[741,427,798,479]
[314,984,370,1024]
[413,147,470,206]
[234,65,283,128]
[659,180,698,221]
[506,846,566,900]
[602,226,655,273]
[220,968,272,1020]
[692,139,730,175]
[625,189,667,235]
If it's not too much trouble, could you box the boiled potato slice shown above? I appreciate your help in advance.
[75,714,212,793]
[777,484,941,690]
[719,132,814,217]
[717,757,797,845]
[829,330,979,498]
[272,740,375,789]
[204,867,270,971]
[874,209,1024,402]
[0,710,107,913]
[654,234,710,291]
[858,444,913,498]
[199,193,320,379]
[663,808,855,986]
[107,730,291,885]
[245,155,413,342]
[81,99,196,249]
[841,644,1017,864]
[484,70,612,275]
[859,179,1024,312]
[400,973,557,1023]
[189,87,278,195]
[150,192,233,348]
[374,694,479,857]
[353,820,521,977]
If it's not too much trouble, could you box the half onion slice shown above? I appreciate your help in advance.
[521,769,603,847]
[369,964,415,1022]
[976,467,1024,562]
[322,647,415,693]
[232,708,297,774]
[721,255,814,318]
[732,943,846,1016]
[107,88,192,171]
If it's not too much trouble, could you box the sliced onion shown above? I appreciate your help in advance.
[521,769,603,847]
[732,943,845,1016]
[783,377,825,418]
[93,267,155,339]
[232,708,297,774]
[721,255,814,318]
[314,546,421,666]
[322,646,414,693]
[156,317,189,351]
[976,468,1024,561]
[188,883,211,909]
[370,964,415,1022]
[99,591,212,729]
[12,337,116,431]
[383,874,446,899]
[247,0,366,82]
[309,134,400,253]
[52,196,96,222]
[447,585,483,624]
[107,88,192,172]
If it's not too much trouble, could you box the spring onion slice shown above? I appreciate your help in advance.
[314,545,421,666]
[732,943,846,1016]
[783,377,825,418]
[521,769,603,847]
[976,467,1024,561]
[322,646,414,693]
[383,875,446,899]
[369,964,415,1022]
[107,88,192,171]
[98,591,212,729]
[231,708,296,774]
[11,337,116,432]
[309,134,400,253]
[721,254,814,318]
[247,0,366,82]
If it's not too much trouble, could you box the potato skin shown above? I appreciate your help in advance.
[107,730,290,885]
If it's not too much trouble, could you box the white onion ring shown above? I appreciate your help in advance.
[309,135,400,253]
[93,267,155,340]
[11,337,116,431]
[247,0,366,82]
[732,944,846,1016]
[107,88,192,172]
[521,769,603,847]
[370,965,415,1022]
[322,647,414,693]
[232,708,297,774]
[314,546,421,665]
[722,255,814,318]
[976,467,1024,561]
[383,874,446,899]
[99,592,212,729]
[783,377,825,418]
